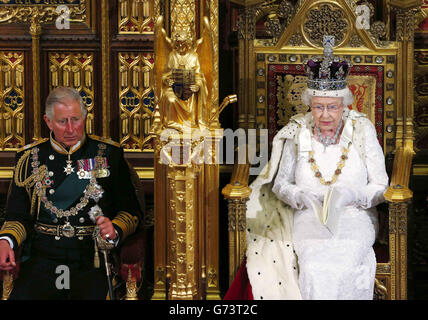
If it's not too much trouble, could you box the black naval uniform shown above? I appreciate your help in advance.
[0,134,142,300]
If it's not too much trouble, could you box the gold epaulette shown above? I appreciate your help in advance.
[112,211,139,241]
[17,138,49,153]
[88,135,121,148]
[14,149,32,186]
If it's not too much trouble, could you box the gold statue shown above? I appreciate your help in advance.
[154,16,214,131]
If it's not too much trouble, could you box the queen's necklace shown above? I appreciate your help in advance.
[310,118,352,185]
[315,118,343,150]
[308,141,352,185]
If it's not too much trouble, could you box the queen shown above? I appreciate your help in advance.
[225,36,389,300]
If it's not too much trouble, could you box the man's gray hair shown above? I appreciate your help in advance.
[45,87,87,120]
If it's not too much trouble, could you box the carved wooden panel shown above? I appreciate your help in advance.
[118,52,155,150]
[0,51,24,150]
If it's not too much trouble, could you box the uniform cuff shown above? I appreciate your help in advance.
[0,221,27,248]
[107,229,120,247]
[0,236,14,249]
[112,211,139,241]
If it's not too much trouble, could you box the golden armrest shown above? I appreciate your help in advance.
[222,163,251,285]
[384,146,414,203]
[221,163,252,200]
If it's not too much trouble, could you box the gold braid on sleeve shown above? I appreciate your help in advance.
[112,211,139,240]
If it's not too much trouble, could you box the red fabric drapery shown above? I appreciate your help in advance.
[224,258,253,300]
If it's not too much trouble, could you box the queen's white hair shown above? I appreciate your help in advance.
[301,87,354,107]
[45,87,87,120]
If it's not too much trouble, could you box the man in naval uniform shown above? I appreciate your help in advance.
[0,87,142,299]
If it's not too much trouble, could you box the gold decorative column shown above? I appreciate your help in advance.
[391,0,420,152]
[30,17,42,142]
[166,149,201,299]
[203,128,223,300]
[201,0,222,300]
[384,144,414,300]
[101,0,111,138]
[206,0,220,127]
[222,163,251,285]
[152,1,235,298]
[386,0,420,300]
[237,6,256,130]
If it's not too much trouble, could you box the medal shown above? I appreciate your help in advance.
[85,181,104,202]
[77,157,109,179]
[96,168,110,178]
[77,168,86,179]
[64,154,75,175]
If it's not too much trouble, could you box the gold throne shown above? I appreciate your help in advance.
[223,0,418,300]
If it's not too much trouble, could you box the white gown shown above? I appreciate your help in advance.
[271,118,388,300]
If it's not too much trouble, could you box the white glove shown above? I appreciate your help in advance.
[295,188,323,210]
[333,184,362,208]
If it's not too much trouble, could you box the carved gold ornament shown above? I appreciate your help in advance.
[302,3,350,47]
[0,51,25,150]
[277,74,308,126]
[118,0,153,34]
[0,0,87,25]
[153,15,214,131]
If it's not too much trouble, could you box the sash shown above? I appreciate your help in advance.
[44,172,90,211]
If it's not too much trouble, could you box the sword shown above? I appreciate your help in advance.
[94,228,116,300]
[102,248,115,300]
[89,206,116,300]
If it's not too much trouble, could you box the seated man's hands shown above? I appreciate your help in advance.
[95,216,117,241]
[0,240,15,271]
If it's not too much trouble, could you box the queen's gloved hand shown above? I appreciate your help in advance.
[333,184,363,208]
[295,187,323,210]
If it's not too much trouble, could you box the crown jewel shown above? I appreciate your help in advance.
[303,35,352,91]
